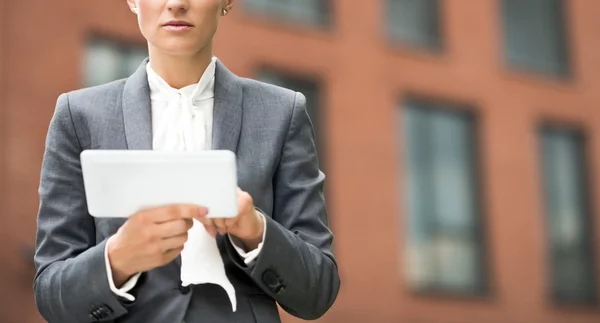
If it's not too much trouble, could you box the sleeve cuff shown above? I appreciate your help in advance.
[104,238,141,302]
[228,210,267,265]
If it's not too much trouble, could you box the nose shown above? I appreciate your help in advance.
[166,0,189,12]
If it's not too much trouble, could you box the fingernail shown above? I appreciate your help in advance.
[198,207,209,216]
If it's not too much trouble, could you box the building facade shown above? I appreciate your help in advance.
[1,1,599,322]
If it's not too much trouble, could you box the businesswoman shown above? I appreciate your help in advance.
[33,0,339,322]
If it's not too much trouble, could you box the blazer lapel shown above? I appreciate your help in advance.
[121,58,243,152]
[212,60,243,153]
[122,58,153,150]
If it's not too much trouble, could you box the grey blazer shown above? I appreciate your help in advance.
[33,59,340,323]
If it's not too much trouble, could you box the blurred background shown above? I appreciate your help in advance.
[1,0,600,322]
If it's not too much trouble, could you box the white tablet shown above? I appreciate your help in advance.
[80,150,238,218]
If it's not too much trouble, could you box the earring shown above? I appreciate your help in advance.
[132,7,138,14]
[222,8,228,16]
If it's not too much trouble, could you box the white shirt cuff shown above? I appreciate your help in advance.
[228,210,267,265]
[104,238,142,302]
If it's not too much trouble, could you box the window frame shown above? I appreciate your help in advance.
[385,0,444,53]
[241,0,333,29]
[83,35,148,87]
[400,96,490,298]
[500,0,571,78]
[538,122,598,306]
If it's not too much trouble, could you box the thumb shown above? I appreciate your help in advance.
[194,206,209,221]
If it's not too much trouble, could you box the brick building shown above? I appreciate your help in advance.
[1,1,599,322]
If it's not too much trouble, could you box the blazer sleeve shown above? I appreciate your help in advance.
[225,91,341,320]
[33,93,130,323]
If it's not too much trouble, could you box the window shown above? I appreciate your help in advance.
[403,100,485,294]
[501,0,569,76]
[387,0,441,50]
[243,0,331,27]
[257,70,325,167]
[84,37,148,87]
[540,126,597,304]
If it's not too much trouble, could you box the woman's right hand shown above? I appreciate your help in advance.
[106,204,207,287]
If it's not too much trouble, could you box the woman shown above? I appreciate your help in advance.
[33,1,339,322]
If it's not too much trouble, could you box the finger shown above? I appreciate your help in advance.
[179,205,209,226]
[224,216,238,227]
[150,204,207,223]
[212,218,227,235]
[143,205,188,223]
[197,214,218,238]
[156,219,193,238]
[195,206,209,221]
[161,246,185,264]
[160,233,188,251]
[237,190,253,212]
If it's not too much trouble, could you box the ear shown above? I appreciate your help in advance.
[126,0,138,14]
[223,0,235,13]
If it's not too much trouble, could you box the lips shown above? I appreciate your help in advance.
[163,20,193,27]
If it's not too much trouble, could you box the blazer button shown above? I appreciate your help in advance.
[262,269,278,287]
[262,269,282,290]
[179,285,191,294]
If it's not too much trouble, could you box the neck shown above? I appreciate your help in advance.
[147,44,213,89]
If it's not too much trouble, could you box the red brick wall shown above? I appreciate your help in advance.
[0,1,144,322]
[1,0,599,322]
[213,2,600,322]
[0,0,9,318]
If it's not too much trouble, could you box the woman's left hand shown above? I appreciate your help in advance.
[198,188,264,250]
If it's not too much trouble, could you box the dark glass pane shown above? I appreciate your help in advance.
[124,48,149,77]
[84,39,123,87]
[502,0,568,75]
[84,38,148,87]
[244,0,330,26]
[404,101,484,294]
[541,128,596,303]
[388,0,440,49]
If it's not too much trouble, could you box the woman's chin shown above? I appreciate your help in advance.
[155,43,205,57]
